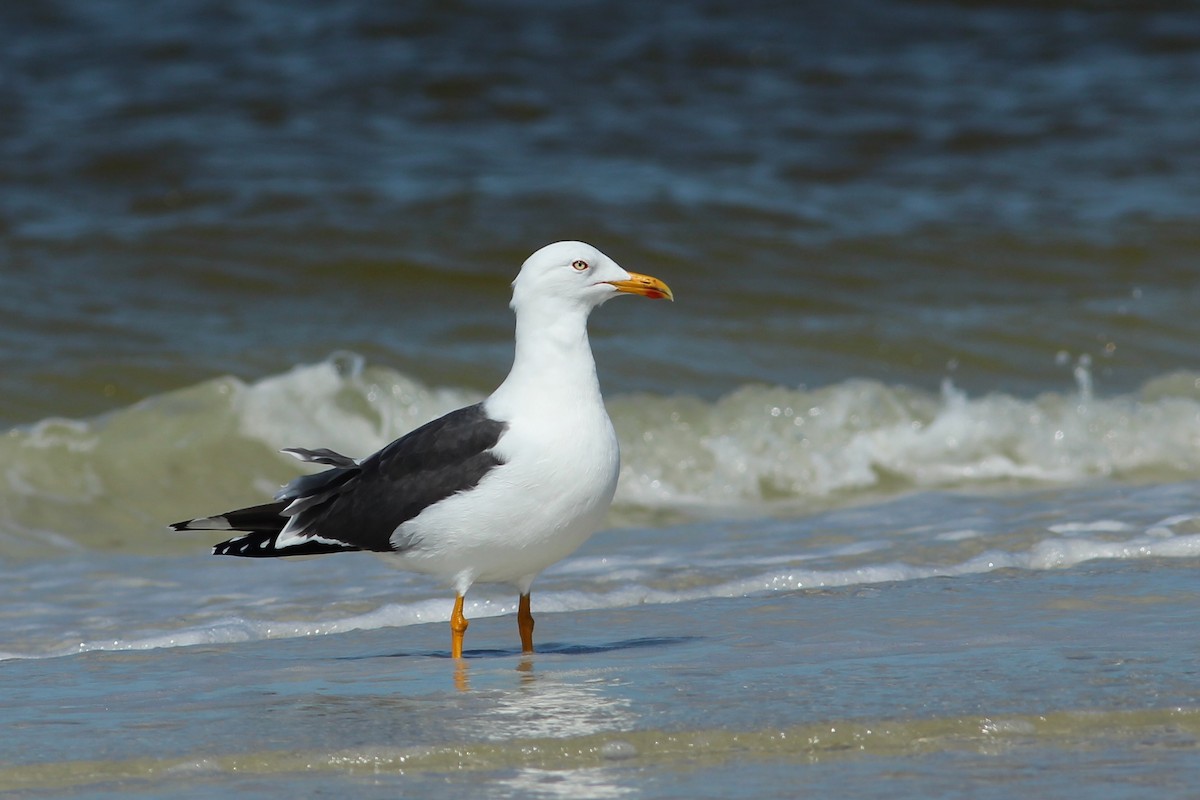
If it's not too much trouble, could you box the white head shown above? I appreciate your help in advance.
[510,241,672,318]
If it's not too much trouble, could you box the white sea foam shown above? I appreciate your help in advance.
[3,355,1200,555]
[612,371,1200,512]
[5,507,1197,662]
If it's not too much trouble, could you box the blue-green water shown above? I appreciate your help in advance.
[3,0,1200,796]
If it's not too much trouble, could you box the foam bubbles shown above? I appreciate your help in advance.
[5,355,1200,555]
[0,355,481,555]
[611,371,1200,514]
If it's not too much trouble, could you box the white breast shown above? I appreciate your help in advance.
[387,400,620,594]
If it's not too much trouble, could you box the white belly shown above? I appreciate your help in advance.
[384,407,620,594]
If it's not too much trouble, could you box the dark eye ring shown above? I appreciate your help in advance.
[571,259,589,271]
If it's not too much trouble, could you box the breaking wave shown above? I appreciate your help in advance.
[4,352,1200,555]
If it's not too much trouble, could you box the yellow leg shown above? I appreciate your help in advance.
[518,593,535,654]
[450,594,469,659]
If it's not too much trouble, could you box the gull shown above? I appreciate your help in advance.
[172,241,673,658]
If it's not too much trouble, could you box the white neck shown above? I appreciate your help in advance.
[487,302,603,417]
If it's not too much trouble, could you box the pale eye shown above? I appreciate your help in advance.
[571,259,589,271]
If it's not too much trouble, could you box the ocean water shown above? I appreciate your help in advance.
[3,0,1200,797]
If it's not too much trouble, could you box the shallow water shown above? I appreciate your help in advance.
[3,558,1199,798]
[3,483,1200,797]
[3,0,1200,797]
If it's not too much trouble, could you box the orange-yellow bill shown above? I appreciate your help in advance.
[607,272,674,301]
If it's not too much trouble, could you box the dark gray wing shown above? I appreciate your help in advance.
[273,402,507,552]
[172,402,508,558]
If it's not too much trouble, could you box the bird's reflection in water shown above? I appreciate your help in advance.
[455,658,470,692]
[493,767,637,799]
[451,651,535,692]
[516,655,535,684]
[480,666,640,798]
[454,652,539,692]
[448,656,637,740]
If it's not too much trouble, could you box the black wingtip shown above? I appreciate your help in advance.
[212,534,262,556]
[213,530,364,558]
[170,516,227,532]
[212,541,238,556]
